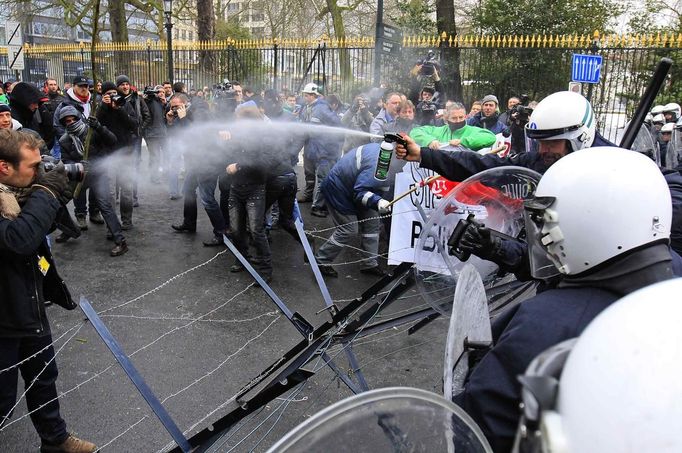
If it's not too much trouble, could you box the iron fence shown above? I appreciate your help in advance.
[1,33,681,141]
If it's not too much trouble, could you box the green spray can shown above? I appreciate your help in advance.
[374,140,395,181]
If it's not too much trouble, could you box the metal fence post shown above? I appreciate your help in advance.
[273,39,279,92]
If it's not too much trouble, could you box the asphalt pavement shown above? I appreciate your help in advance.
[0,157,448,453]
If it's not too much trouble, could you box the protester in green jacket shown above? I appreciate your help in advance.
[410,102,497,151]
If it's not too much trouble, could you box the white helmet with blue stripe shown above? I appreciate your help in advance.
[526,91,596,154]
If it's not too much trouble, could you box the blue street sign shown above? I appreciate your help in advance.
[571,54,602,84]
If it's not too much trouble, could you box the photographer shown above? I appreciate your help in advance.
[0,129,97,452]
[341,94,374,152]
[414,86,441,126]
[408,50,445,106]
[58,107,127,256]
[97,81,138,231]
[213,81,240,120]
[143,85,167,184]
[508,99,537,156]
[115,75,151,207]
[498,96,521,126]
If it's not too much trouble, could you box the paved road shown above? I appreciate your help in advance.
[0,160,448,452]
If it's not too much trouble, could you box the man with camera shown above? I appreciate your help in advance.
[143,85,167,184]
[97,81,139,232]
[414,86,441,126]
[341,94,374,152]
[58,106,127,256]
[0,129,98,452]
[115,75,150,208]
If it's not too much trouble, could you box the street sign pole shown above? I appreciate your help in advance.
[373,0,383,87]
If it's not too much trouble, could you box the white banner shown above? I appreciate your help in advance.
[388,163,444,265]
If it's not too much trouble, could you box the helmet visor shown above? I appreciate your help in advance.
[525,123,582,140]
[523,197,561,280]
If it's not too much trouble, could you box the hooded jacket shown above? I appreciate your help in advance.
[9,82,55,147]
[58,106,117,162]
[52,87,91,137]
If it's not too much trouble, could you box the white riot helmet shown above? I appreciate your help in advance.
[552,279,682,453]
[524,147,671,276]
[662,102,680,121]
[526,91,596,153]
[661,122,674,134]
[301,82,320,96]
[652,113,666,125]
[650,104,665,115]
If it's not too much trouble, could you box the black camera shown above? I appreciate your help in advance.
[110,94,126,107]
[43,161,86,182]
[417,50,440,77]
[143,86,158,98]
[509,95,533,125]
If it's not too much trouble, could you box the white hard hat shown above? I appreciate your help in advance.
[650,104,665,115]
[301,83,320,95]
[661,122,674,133]
[652,113,666,124]
[526,91,596,153]
[524,147,671,276]
[550,278,682,453]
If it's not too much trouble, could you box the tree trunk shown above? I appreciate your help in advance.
[197,0,216,75]
[436,0,462,101]
[325,0,352,84]
[108,0,130,76]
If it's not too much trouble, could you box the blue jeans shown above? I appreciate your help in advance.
[0,335,68,445]
[197,171,227,236]
[229,184,272,276]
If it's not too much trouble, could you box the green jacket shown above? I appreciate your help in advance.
[410,123,496,150]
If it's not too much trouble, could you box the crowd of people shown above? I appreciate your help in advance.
[1,63,682,453]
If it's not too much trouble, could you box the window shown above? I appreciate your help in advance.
[251,27,265,36]
[31,20,69,39]
[251,13,264,22]
[227,3,239,11]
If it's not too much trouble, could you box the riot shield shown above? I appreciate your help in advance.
[624,122,661,166]
[443,264,492,402]
[413,166,541,315]
[267,387,493,453]
[669,126,682,170]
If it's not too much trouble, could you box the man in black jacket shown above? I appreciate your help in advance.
[59,106,127,256]
[9,82,55,149]
[0,129,97,452]
[98,81,138,231]
[115,75,151,207]
[143,85,167,184]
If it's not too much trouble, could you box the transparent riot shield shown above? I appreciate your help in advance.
[413,166,541,315]
[624,122,661,166]
[267,387,493,453]
[669,126,682,170]
[444,264,492,401]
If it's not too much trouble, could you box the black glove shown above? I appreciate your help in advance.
[459,222,501,261]
[87,116,101,130]
[33,164,73,205]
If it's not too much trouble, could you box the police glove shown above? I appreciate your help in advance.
[459,222,502,262]
[378,199,392,215]
[33,163,73,205]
